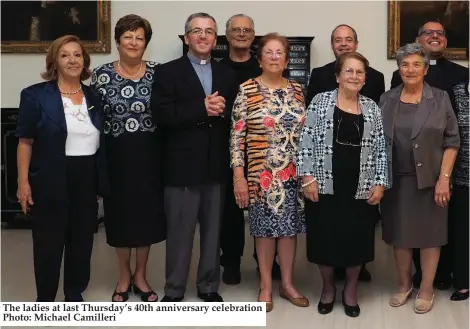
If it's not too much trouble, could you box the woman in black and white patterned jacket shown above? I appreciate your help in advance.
[297,52,388,317]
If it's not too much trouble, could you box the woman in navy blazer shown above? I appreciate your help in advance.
[16,35,108,302]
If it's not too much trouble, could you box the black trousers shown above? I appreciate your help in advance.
[220,180,245,268]
[449,185,469,289]
[31,156,97,301]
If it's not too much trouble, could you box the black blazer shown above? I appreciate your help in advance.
[306,61,385,106]
[151,55,238,186]
[15,80,109,201]
[390,58,469,112]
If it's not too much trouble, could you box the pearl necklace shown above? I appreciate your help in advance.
[58,79,82,95]
[117,60,143,79]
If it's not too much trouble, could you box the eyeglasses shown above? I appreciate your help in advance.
[336,118,362,147]
[262,51,285,59]
[419,29,446,37]
[187,28,216,37]
[343,68,365,77]
[229,27,254,35]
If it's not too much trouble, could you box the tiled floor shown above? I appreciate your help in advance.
[1,223,468,329]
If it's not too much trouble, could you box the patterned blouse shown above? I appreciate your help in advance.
[230,79,306,216]
[296,89,389,199]
[90,61,159,137]
[453,81,469,187]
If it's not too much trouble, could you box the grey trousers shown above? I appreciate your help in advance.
[163,183,224,297]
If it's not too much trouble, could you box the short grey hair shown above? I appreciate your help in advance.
[330,24,358,43]
[184,12,218,34]
[225,14,255,32]
[395,42,430,67]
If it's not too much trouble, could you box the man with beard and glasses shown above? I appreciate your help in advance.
[305,24,385,283]
[219,14,281,286]
[390,20,469,291]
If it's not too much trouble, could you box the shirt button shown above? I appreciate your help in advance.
[417,162,422,167]
[414,144,419,148]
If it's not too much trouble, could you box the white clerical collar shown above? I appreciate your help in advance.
[187,52,211,65]
[430,59,437,65]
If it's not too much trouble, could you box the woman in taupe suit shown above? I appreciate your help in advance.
[379,43,459,314]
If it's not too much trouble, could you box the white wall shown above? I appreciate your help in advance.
[1,0,468,107]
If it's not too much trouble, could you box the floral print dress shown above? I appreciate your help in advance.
[230,79,306,238]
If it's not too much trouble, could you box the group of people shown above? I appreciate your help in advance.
[15,12,468,318]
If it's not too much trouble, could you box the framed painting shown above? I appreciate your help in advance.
[1,0,111,53]
[388,0,468,60]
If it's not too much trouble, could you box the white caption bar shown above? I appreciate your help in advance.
[0,302,266,326]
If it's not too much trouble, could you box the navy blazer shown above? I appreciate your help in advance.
[16,80,109,202]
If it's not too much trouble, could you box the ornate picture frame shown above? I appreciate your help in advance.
[387,0,468,60]
[1,0,111,54]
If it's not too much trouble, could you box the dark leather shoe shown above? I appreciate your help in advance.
[161,295,184,302]
[222,267,241,285]
[318,288,336,314]
[358,266,372,282]
[197,292,223,302]
[342,291,360,317]
[450,290,469,301]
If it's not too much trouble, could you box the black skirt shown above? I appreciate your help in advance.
[305,107,376,267]
[103,131,166,248]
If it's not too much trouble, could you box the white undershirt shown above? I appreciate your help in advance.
[62,96,100,156]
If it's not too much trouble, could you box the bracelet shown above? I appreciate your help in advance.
[301,178,317,188]
[441,173,450,179]
[233,177,246,185]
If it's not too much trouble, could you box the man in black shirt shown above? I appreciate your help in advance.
[390,20,469,290]
[219,14,281,285]
[306,24,385,107]
[306,24,386,282]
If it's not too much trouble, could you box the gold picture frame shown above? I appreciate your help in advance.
[1,0,111,53]
[387,0,468,60]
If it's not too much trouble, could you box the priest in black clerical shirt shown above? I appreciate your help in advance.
[390,20,469,291]
[306,24,385,107]
[305,24,386,283]
[390,21,469,112]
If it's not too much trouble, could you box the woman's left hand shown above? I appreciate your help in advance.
[435,177,451,207]
[367,185,384,205]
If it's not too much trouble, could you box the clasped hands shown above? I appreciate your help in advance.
[205,91,225,117]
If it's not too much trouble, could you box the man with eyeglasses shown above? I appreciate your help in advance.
[305,24,385,283]
[391,21,468,112]
[151,12,238,303]
[219,14,282,286]
[390,20,469,291]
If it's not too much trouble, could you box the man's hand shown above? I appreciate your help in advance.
[205,91,225,116]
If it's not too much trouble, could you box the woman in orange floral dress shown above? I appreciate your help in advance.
[230,33,308,312]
